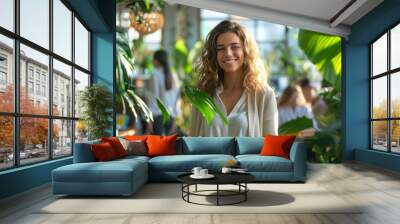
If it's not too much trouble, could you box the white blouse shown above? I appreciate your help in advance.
[204,86,249,137]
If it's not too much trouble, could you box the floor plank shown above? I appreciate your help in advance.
[1,161,400,224]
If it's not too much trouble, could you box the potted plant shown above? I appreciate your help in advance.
[79,84,113,140]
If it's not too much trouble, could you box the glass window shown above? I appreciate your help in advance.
[75,120,88,143]
[391,72,400,118]
[53,59,72,117]
[371,25,400,154]
[0,0,91,170]
[53,0,72,60]
[74,18,89,70]
[28,81,34,93]
[391,24,400,70]
[372,121,388,151]
[20,44,49,115]
[53,119,72,158]
[372,77,387,119]
[0,116,14,170]
[74,69,89,118]
[200,10,228,19]
[0,0,14,32]
[372,33,387,76]
[0,35,14,113]
[391,120,400,153]
[20,0,49,49]
[19,117,49,165]
[256,22,285,42]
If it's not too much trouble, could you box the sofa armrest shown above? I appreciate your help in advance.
[289,140,307,181]
[73,140,100,163]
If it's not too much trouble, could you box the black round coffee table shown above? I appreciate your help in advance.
[177,173,255,206]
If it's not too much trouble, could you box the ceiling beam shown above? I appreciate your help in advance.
[166,0,351,37]
[330,0,368,27]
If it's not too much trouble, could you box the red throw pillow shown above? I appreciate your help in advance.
[91,142,117,161]
[101,137,126,158]
[146,135,177,157]
[260,135,296,159]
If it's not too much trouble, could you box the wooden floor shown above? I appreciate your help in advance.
[1,162,400,224]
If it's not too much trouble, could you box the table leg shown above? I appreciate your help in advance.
[217,184,219,206]
[195,184,197,192]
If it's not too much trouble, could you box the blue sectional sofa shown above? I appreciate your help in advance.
[52,137,307,196]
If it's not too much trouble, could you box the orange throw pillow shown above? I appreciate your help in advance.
[146,135,177,157]
[124,135,148,142]
[91,142,117,161]
[260,135,296,159]
[101,137,126,158]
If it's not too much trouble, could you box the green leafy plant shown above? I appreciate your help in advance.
[278,117,313,135]
[79,84,113,140]
[116,27,153,122]
[298,29,342,163]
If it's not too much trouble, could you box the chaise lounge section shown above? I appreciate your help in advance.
[52,136,307,196]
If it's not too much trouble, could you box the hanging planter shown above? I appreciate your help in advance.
[127,0,165,35]
[129,11,164,35]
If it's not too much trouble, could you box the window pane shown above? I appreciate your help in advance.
[20,117,49,165]
[0,116,13,170]
[53,59,72,117]
[391,24,400,70]
[20,44,49,115]
[0,35,14,112]
[20,0,49,49]
[201,20,221,40]
[391,120,400,153]
[75,18,89,70]
[0,0,14,31]
[74,69,89,118]
[372,33,387,76]
[200,10,228,19]
[391,72,400,118]
[75,120,88,143]
[372,121,388,151]
[53,119,72,158]
[53,0,72,60]
[256,21,285,42]
[238,19,255,38]
[372,77,387,119]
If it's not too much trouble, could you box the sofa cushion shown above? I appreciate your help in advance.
[52,159,147,183]
[179,137,235,155]
[149,154,235,172]
[147,135,177,157]
[236,155,293,172]
[119,138,147,156]
[236,137,264,155]
[73,139,100,163]
[91,142,118,161]
[101,137,127,158]
[260,135,296,159]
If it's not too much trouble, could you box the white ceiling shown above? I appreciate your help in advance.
[166,0,384,37]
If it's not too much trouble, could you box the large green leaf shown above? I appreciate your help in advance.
[183,86,229,125]
[298,30,341,87]
[278,117,313,135]
[156,98,171,124]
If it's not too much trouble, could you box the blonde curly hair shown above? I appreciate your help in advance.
[195,20,268,95]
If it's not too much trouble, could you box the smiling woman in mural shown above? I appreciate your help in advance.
[190,20,278,137]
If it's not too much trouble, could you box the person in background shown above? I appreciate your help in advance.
[147,50,173,135]
[278,84,318,130]
[190,20,278,137]
[298,78,327,116]
[164,65,181,135]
